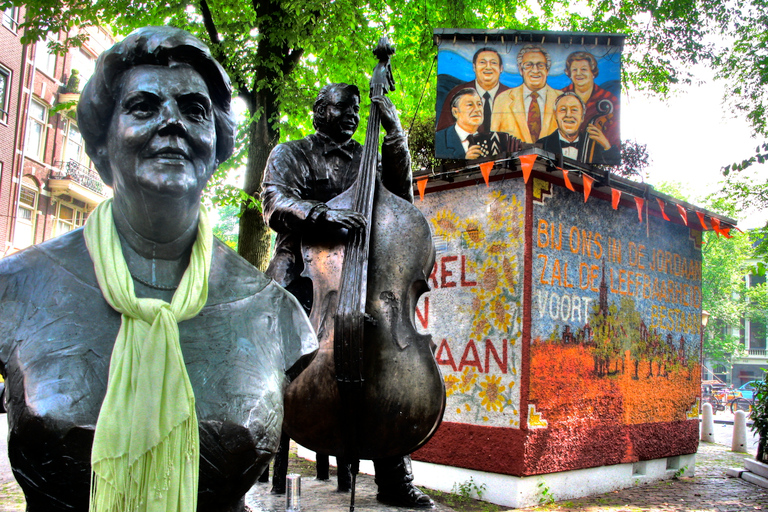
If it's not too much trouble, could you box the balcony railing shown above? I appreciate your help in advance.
[748,348,768,357]
[51,160,106,196]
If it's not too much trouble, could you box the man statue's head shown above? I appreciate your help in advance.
[313,83,361,143]
[517,45,551,92]
[450,88,483,134]
[554,92,585,142]
[472,47,503,91]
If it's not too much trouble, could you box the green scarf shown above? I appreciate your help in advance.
[84,198,212,512]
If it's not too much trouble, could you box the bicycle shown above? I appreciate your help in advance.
[730,396,755,415]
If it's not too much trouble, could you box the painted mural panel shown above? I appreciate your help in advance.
[416,179,525,429]
[530,180,701,430]
[435,35,621,165]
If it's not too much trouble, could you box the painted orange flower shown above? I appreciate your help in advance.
[480,375,506,412]
[459,367,478,393]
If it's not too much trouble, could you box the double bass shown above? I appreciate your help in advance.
[282,37,445,464]
[579,97,615,163]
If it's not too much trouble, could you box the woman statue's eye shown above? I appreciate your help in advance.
[183,103,208,122]
[127,101,155,118]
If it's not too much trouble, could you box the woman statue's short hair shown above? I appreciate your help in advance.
[77,26,236,185]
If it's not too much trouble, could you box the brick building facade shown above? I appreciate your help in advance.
[0,8,113,256]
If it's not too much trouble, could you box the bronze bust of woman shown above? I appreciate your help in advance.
[0,27,315,512]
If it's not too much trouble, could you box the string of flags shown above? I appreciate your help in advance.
[415,153,739,237]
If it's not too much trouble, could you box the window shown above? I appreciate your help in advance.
[70,50,95,90]
[55,202,85,236]
[35,36,57,77]
[64,121,88,166]
[2,7,18,32]
[742,273,768,351]
[0,66,10,123]
[25,99,47,161]
[14,177,37,249]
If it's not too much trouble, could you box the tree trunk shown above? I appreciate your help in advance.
[237,88,279,271]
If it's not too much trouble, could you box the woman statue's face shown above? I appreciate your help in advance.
[106,64,217,200]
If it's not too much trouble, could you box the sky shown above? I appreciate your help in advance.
[621,65,768,229]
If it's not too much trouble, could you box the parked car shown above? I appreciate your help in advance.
[738,380,761,400]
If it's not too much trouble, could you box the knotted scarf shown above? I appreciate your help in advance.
[84,198,212,512]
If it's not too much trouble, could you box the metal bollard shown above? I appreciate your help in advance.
[701,402,715,442]
[286,473,301,511]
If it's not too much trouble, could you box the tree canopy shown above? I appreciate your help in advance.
[11,0,765,268]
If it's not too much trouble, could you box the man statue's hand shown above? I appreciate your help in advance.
[371,94,403,135]
[321,208,367,229]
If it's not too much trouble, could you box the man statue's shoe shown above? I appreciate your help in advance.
[376,483,435,508]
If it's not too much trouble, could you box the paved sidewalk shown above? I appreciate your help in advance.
[2,442,767,511]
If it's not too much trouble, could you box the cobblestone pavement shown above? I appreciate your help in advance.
[1,442,766,511]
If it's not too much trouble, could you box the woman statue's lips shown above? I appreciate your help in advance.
[151,148,189,160]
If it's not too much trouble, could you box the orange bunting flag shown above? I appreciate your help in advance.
[676,204,688,226]
[479,161,493,186]
[560,168,576,191]
[611,188,621,210]
[519,154,537,183]
[711,217,722,237]
[696,211,709,230]
[417,177,428,201]
[582,174,594,202]
[656,198,671,221]
[634,197,644,223]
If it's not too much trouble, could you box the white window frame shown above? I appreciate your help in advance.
[63,120,89,166]
[25,99,47,161]
[54,201,86,237]
[0,65,11,124]
[14,178,38,249]
[34,35,57,78]
[2,7,19,32]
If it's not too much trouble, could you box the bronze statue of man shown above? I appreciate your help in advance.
[261,82,434,508]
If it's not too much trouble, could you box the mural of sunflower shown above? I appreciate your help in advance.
[490,296,513,331]
[480,375,506,412]
[471,316,491,339]
[486,191,509,230]
[477,260,502,295]
[462,218,486,249]
[486,239,510,257]
[444,374,460,397]
[501,255,518,292]
[432,210,462,240]
[458,366,478,393]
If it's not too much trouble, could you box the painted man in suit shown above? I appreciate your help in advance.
[435,88,517,160]
[536,92,619,164]
[491,45,560,143]
[436,47,510,132]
